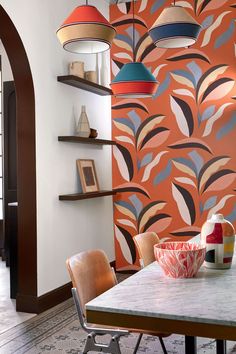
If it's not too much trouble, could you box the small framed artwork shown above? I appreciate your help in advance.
[77,159,99,193]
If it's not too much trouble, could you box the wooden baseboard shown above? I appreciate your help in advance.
[16,282,72,314]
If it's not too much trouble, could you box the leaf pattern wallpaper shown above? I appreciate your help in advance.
[110,0,236,271]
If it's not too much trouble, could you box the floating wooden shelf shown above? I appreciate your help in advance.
[59,190,116,201]
[57,75,112,96]
[58,136,116,145]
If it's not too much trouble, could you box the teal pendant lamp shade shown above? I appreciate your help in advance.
[111,0,158,98]
[149,5,201,48]
[111,62,158,98]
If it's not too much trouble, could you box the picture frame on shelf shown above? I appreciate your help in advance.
[77,159,99,193]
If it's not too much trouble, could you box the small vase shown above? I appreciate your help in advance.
[75,105,90,138]
[201,214,235,269]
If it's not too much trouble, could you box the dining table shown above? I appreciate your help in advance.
[86,251,236,354]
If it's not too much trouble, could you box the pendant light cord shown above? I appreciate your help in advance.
[132,0,135,62]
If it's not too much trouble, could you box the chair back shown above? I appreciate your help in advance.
[66,249,116,315]
[133,232,160,267]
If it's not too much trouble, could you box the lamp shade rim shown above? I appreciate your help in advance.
[63,39,111,54]
[111,80,159,84]
[151,22,202,30]
[57,22,116,32]
[152,36,197,45]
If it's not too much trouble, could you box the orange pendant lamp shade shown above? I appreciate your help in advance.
[57,5,116,54]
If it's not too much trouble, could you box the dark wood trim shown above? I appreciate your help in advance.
[59,190,116,201]
[58,136,116,145]
[57,75,112,96]
[0,6,37,309]
[86,310,236,341]
[17,282,72,314]
[38,281,72,313]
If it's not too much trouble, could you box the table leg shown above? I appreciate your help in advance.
[216,340,226,354]
[185,336,197,354]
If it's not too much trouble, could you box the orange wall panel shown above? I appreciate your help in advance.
[111,0,236,270]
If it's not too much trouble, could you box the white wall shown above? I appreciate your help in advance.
[0,0,114,295]
[0,40,13,82]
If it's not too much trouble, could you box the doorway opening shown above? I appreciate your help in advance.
[0,5,37,313]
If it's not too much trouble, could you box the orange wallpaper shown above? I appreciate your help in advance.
[110,0,236,270]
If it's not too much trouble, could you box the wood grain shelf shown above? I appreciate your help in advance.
[57,75,112,96]
[59,190,116,201]
[58,136,116,145]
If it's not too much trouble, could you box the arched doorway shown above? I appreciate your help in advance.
[0,5,37,312]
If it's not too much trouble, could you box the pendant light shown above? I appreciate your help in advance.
[111,0,158,98]
[56,1,116,54]
[149,1,201,48]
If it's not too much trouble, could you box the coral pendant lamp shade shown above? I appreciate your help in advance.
[111,62,159,98]
[149,6,201,48]
[56,5,116,54]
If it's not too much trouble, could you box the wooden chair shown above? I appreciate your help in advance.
[67,249,169,354]
[133,232,160,268]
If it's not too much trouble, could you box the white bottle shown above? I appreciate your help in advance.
[100,52,109,87]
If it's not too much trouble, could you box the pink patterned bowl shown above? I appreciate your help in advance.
[154,242,206,278]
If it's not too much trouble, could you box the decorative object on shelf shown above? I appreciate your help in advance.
[89,128,98,138]
[201,214,235,269]
[111,0,158,98]
[100,52,109,87]
[154,242,206,278]
[56,1,116,54]
[68,61,84,78]
[85,70,97,83]
[149,1,201,48]
[75,105,90,138]
[77,159,99,193]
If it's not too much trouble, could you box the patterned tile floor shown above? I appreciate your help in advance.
[0,269,235,353]
[0,260,35,335]
[0,296,235,353]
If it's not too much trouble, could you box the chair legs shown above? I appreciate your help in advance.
[83,332,122,354]
[133,333,143,354]
[159,336,168,354]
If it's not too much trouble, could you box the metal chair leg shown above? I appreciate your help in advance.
[133,333,143,354]
[159,336,168,354]
[82,332,122,354]
[216,340,226,354]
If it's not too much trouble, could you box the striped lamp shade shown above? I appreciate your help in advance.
[149,6,201,48]
[57,5,116,54]
[111,62,159,98]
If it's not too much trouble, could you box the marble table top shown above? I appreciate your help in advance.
[86,258,236,328]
